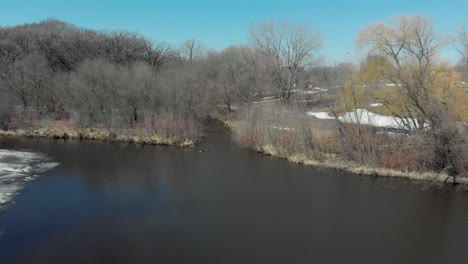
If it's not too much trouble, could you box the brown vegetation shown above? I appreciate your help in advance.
[1,17,467,184]
[227,105,467,183]
[0,113,201,147]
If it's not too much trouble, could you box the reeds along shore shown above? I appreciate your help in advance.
[218,108,468,185]
[0,119,200,147]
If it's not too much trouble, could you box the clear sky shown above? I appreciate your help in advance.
[1,0,467,64]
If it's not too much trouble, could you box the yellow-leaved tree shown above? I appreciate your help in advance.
[357,15,465,177]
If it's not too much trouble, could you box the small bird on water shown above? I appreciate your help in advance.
[198,148,210,153]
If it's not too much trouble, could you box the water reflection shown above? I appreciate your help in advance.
[1,124,468,264]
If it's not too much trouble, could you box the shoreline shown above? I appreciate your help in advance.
[2,117,466,185]
[0,126,196,148]
[251,143,468,185]
[214,115,468,185]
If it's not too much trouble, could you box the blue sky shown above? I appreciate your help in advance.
[1,0,467,64]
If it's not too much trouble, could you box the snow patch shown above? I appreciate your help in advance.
[270,126,293,131]
[253,98,280,104]
[292,87,329,95]
[307,109,423,130]
[338,109,409,130]
[307,112,335,120]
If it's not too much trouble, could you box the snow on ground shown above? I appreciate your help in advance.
[307,109,418,130]
[338,109,408,129]
[253,87,330,104]
[0,149,58,211]
[306,112,335,120]
[369,103,383,107]
[291,87,329,95]
[270,126,293,131]
[260,96,276,100]
[253,98,280,104]
[301,90,318,95]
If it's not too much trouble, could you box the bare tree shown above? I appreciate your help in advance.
[145,41,176,72]
[249,20,321,103]
[456,25,468,80]
[215,45,272,110]
[179,38,206,66]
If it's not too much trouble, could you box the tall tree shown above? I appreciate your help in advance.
[179,38,206,66]
[216,45,272,110]
[358,15,463,175]
[456,25,468,80]
[249,20,321,103]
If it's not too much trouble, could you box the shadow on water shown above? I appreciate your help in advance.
[0,121,468,264]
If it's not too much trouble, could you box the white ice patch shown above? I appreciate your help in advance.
[0,149,58,211]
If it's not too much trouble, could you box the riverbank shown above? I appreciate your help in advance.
[250,143,468,185]
[0,120,197,147]
[212,109,468,185]
[3,117,468,264]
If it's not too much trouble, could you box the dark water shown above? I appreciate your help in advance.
[0,122,468,264]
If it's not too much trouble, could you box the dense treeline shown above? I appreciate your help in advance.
[0,19,287,129]
[0,19,177,128]
[0,19,278,144]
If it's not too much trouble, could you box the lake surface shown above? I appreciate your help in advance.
[1,122,468,264]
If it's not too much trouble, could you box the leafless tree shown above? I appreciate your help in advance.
[179,38,206,66]
[249,20,321,103]
[215,45,272,110]
[145,41,176,71]
[456,25,468,80]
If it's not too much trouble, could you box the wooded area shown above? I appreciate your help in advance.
[0,17,467,180]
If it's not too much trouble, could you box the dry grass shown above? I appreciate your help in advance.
[249,142,468,184]
[209,109,236,126]
[0,119,198,147]
[227,106,468,184]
